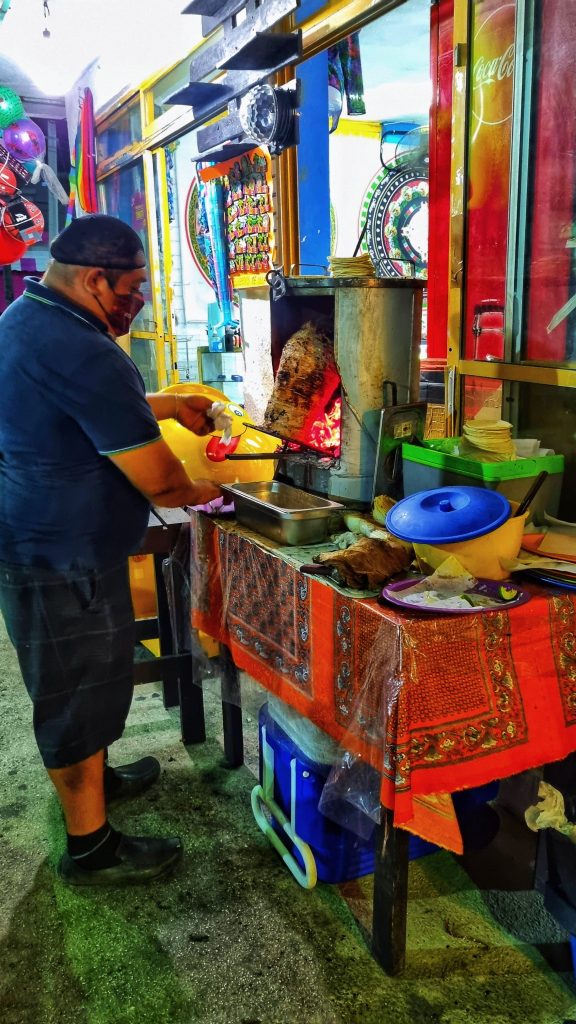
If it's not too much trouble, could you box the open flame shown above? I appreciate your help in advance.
[306,394,342,456]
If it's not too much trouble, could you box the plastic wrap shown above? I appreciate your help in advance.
[161,524,194,657]
[187,510,556,853]
[188,508,403,838]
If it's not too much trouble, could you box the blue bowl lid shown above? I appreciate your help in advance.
[386,486,511,544]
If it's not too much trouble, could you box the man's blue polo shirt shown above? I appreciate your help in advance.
[0,278,161,570]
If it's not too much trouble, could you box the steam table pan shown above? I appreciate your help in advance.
[220,481,343,546]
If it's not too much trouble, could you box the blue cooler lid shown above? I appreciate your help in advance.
[386,486,511,544]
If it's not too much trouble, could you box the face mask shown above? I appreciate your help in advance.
[97,276,145,337]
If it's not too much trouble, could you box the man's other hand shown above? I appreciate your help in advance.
[176,395,215,436]
[190,479,223,506]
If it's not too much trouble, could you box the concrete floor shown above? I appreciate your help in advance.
[1,618,576,1024]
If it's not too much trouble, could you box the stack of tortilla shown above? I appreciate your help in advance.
[460,418,516,462]
[328,253,375,278]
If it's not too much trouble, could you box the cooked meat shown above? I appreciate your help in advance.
[263,321,340,442]
[314,535,413,589]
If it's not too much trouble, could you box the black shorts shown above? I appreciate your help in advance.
[0,560,135,769]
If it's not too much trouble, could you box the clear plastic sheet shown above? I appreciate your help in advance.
[161,524,194,656]
[185,510,541,850]
[186,508,404,838]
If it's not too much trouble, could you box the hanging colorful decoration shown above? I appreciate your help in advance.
[0,86,24,130]
[3,117,46,162]
[2,195,44,246]
[185,176,213,287]
[200,169,234,330]
[67,87,98,223]
[0,225,26,264]
[0,163,17,197]
[198,147,275,290]
[0,82,70,266]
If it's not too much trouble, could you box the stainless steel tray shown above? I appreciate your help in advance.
[221,481,343,545]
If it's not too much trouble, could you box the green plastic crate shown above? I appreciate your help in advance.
[401,439,564,524]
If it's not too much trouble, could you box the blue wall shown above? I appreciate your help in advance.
[296,52,331,274]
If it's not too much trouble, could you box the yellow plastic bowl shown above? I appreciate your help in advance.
[159,382,278,485]
[414,504,528,581]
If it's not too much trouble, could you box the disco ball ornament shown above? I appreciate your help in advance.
[239,84,278,144]
[0,87,24,130]
[3,118,46,162]
[239,83,296,154]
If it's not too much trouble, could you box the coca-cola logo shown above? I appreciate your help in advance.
[471,3,515,131]
[473,43,514,88]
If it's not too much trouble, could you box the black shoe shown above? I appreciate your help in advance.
[105,756,161,804]
[58,833,183,887]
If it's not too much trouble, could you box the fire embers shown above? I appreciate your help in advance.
[263,321,341,453]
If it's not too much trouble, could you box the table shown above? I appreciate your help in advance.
[132,508,206,741]
[133,507,241,753]
[187,512,576,972]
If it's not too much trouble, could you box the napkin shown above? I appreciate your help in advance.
[207,401,233,446]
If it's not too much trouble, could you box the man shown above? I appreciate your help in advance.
[0,214,222,887]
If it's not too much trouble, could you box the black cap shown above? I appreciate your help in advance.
[50,214,146,270]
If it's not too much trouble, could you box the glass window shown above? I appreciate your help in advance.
[159,134,230,387]
[461,374,575,508]
[131,337,159,393]
[463,0,576,368]
[150,61,191,121]
[462,0,516,362]
[99,160,155,333]
[461,374,505,422]
[97,99,141,161]
[296,0,431,281]
[516,0,576,366]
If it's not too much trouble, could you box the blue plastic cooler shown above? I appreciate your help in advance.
[252,704,498,888]
[252,704,375,887]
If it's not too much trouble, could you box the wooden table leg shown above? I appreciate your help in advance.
[178,651,206,745]
[371,807,409,974]
[220,644,244,768]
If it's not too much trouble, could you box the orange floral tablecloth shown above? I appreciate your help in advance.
[190,513,576,853]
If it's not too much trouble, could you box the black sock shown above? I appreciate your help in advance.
[67,822,122,870]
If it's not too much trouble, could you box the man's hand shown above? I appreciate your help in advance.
[190,479,223,506]
[175,395,215,435]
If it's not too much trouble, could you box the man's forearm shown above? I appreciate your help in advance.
[147,480,206,508]
[146,393,177,421]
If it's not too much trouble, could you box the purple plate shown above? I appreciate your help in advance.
[381,576,531,614]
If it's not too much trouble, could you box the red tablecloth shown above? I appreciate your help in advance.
[190,514,576,853]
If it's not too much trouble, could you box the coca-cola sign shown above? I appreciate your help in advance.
[474,43,514,88]
[471,3,515,131]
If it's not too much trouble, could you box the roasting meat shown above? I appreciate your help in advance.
[263,321,340,442]
[314,535,413,589]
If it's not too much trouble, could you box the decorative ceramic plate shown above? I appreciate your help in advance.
[380,576,531,614]
[363,169,428,279]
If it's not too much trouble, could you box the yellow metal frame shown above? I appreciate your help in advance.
[299,0,410,59]
[141,149,171,389]
[93,0,576,410]
[153,145,179,383]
